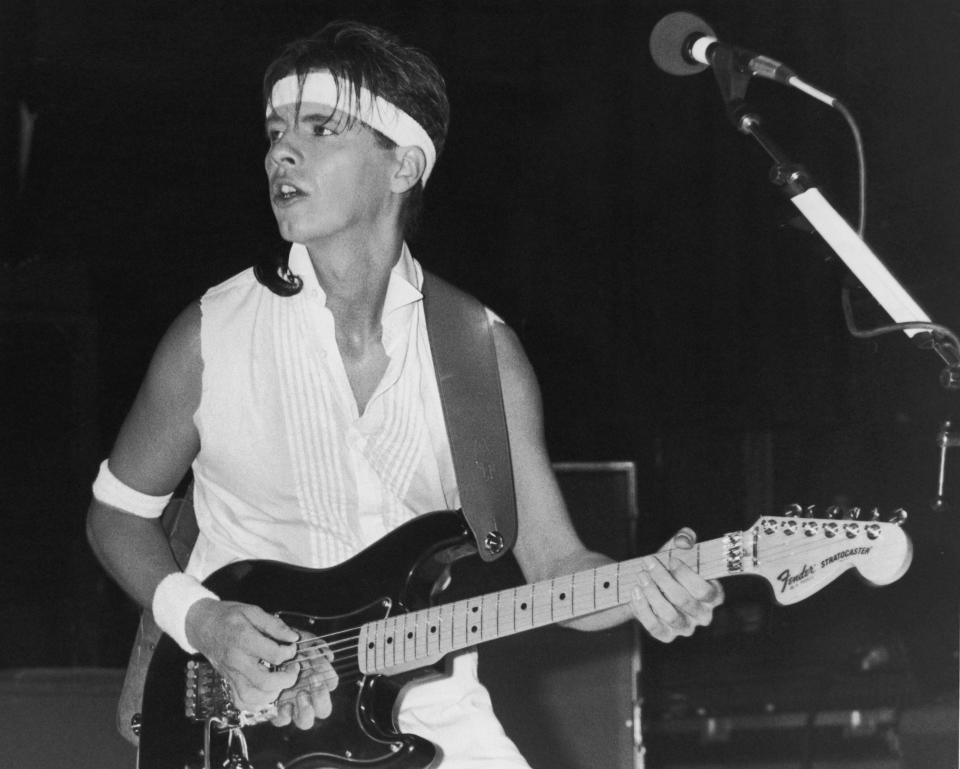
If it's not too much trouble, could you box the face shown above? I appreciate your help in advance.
[264,99,399,248]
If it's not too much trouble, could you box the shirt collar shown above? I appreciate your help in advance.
[286,242,423,318]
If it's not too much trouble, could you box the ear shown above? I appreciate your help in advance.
[390,146,426,193]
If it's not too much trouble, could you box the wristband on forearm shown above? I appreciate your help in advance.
[152,572,219,654]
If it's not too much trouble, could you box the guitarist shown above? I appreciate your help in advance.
[86,20,723,767]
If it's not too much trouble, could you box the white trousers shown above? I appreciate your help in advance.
[397,650,533,768]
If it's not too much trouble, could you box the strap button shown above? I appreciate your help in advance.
[483,530,505,554]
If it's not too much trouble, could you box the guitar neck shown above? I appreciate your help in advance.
[358,533,740,675]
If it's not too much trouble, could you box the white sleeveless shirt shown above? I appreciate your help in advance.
[185,243,461,581]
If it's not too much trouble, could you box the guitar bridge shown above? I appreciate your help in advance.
[185,659,234,723]
[185,660,277,727]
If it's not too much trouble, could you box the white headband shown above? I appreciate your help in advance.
[268,71,437,184]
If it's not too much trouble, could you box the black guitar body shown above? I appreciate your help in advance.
[138,511,477,769]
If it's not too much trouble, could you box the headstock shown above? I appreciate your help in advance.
[742,505,913,605]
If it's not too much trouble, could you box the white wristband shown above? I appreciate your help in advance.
[152,572,219,654]
[92,459,173,518]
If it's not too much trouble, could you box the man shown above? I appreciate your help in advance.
[87,20,723,767]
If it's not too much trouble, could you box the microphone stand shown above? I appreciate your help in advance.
[708,47,960,508]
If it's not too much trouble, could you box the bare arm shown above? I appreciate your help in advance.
[493,322,723,640]
[86,302,203,607]
[85,303,333,724]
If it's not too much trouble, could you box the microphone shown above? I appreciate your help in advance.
[649,11,835,106]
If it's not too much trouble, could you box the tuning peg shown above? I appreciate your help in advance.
[781,503,802,517]
[845,507,861,520]
[888,508,908,526]
[825,505,842,519]
[869,507,880,521]
[804,505,817,518]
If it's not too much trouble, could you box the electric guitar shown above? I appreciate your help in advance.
[137,507,912,769]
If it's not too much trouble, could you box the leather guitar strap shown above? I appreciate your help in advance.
[421,270,518,561]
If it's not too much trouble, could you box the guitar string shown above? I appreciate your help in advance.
[289,526,896,663]
[258,531,901,695]
[256,526,901,690]
[289,523,898,657]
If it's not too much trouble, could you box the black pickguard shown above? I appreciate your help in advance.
[137,511,478,769]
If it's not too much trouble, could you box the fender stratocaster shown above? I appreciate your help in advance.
[137,508,912,769]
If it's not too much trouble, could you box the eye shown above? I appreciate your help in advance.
[266,128,284,145]
[312,123,337,138]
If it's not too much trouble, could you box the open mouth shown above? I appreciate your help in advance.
[273,181,306,204]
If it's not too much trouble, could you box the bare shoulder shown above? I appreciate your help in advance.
[151,300,203,394]
[109,300,203,493]
[491,319,541,408]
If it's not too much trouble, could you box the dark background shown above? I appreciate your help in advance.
[1,0,957,758]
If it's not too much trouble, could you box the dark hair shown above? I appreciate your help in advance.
[255,20,450,296]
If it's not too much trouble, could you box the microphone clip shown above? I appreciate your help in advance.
[709,44,754,127]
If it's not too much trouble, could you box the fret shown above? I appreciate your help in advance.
[532,580,551,628]
[617,561,629,604]
[426,606,441,657]
[366,530,752,673]
[375,617,386,672]
[464,597,482,647]
[550,574,574,622]
[358,624,371,673]
[572,568,596,616]
[594,563,620,611]
[383,615,398,668]
[481,592,500,642]
[353,514,911,678]
[497,587,515,636]
[439,602,454,654]
[414,608,428,660]
[402,611,416,664]
[514,584,534,631]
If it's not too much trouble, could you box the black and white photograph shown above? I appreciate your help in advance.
[1,2,957,767]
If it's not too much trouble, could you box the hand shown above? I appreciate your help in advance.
[185,598,300,712]
[270,632,339,730]
[629,528,724,642]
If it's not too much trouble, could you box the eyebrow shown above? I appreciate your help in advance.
[265,109,337,125]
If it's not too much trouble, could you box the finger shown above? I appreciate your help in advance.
[311,653,339,692]
[270,701,294,727]
[232,678,282,712]
[241,629,300,672]
[233,656,300,699]
[642,556,715,629]
[659,527,696,553]
[629,584,675,642]
[635,562,693,636]
[294,687,315,730]
[244,605,301,646]
[669,561,725,607]
[308,671,333,719]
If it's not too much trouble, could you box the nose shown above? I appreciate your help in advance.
[265,134,301,169]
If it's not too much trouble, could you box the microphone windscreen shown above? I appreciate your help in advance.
[649,11,715,76]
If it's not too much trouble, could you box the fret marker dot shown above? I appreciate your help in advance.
[471,625,478,633]
[603,581,611,589]
[407,632,413,639]
[559,592,567,601]
[520,602,528,610]
[430,626,437,633]
[386,637,393,645]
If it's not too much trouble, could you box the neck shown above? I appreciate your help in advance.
[307,225,403,325]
